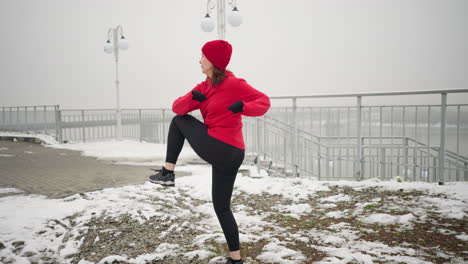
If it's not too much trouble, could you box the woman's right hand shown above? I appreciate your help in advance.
[192,90,207,102]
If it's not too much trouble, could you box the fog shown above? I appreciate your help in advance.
[0,0,467,109]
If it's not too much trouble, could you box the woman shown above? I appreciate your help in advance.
[149,40,270,264]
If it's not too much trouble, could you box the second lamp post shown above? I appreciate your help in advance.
[104,25,129,140]
[201,0,243,40]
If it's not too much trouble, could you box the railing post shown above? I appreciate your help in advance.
[437,93,447,183]
[16,106,20,131]
[355,96,363,180]
[43,106,47,134]
[337,108,342,178]
[413,106,419,180]
[256,118,261,172]
[317,139,321,180]
[361,137,365,179]
[263,116,267,160]
[138,109,142,142]
[24,106,28,131]
[380,147,386,180]
[319,107,322,136]
[33,106,37,132]
[274,127,279,172]
[58,110,63,143]
[253,120,257,159]
[404,137,409,181]
[292,97,297,167]
[413,146,417,181]
[456,105,460,181]
[464,162,468,181]
[325,147,330,178]
[283,136,287,174]
[432,157,437,182]
[9,107,12,128]
[2,107,6,129]
[81,110,86,143]
[396,145,400,178]
[54,105,62,143]
[162,109,166,144]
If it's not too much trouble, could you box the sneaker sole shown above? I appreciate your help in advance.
[149,179,175,187]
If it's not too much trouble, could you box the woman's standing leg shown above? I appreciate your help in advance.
[212,166,240,253]
[211,144,244,260]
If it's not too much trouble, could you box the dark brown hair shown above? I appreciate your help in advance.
[210,66,226,87]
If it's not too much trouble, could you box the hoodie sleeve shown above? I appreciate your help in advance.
[172,82,205,116]
[238,79,270,117]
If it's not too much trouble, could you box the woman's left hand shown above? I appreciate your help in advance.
[228,101,244,113]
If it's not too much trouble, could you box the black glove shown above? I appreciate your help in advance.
[192,90,207,102]
[228,101,244,113]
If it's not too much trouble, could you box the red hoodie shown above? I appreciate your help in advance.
[172,71,270,150]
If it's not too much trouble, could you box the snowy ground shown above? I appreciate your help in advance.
[0,136,467,263]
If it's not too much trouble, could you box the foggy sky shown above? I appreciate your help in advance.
[0,0,467,109]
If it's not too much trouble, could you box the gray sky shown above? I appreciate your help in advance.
[0,0,467,109]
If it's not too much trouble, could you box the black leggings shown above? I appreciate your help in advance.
[166,115,245,251]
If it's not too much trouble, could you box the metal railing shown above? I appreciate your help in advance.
[244,115,467,182]
[268,89,468,181]
[0,105,61,137]
[1,89,467,182]
[57,109,193,144]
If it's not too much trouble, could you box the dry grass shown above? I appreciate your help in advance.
[70,185,467,264]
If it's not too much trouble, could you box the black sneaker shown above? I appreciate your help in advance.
[148,167,175,187]
[225,258,243,264]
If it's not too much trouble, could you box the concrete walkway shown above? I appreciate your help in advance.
[0,140,189,199]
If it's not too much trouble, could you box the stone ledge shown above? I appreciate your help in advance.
[0,136,46,144]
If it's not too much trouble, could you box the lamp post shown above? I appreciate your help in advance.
[201,0,243,40]
[104,25,129,140]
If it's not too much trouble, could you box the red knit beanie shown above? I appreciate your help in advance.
[201,40,232,70]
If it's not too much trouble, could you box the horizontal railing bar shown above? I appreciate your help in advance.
[0,105,59,109]
[61,109,119,111]
[270,104,468,108]
[270,88,468,99]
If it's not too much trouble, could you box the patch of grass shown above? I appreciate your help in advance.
[281,215,296,222]
[293,241,326,262]
[358,217,468,263]
[206,239,270,262]
[364,201,384,210]
[207,245,225,256]
[71,213,205,264]
[241,240,270,261]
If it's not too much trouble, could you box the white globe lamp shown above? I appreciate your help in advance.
[104,40,113,54]
[228,7,242,27]
[201,14,215,32]
[118,36,129,50]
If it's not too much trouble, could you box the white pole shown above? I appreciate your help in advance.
[292,98,297,172]
[113,28,122,140]
[217,0,226,40]
[356,96,363,180]
[437,93,447,183]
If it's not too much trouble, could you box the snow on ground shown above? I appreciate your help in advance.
[0,136,467,263]
[0,131,59,145]
[47,139,199,166]
[360,213,416,225]
[257,240,306,264]
[0,187,23,195]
